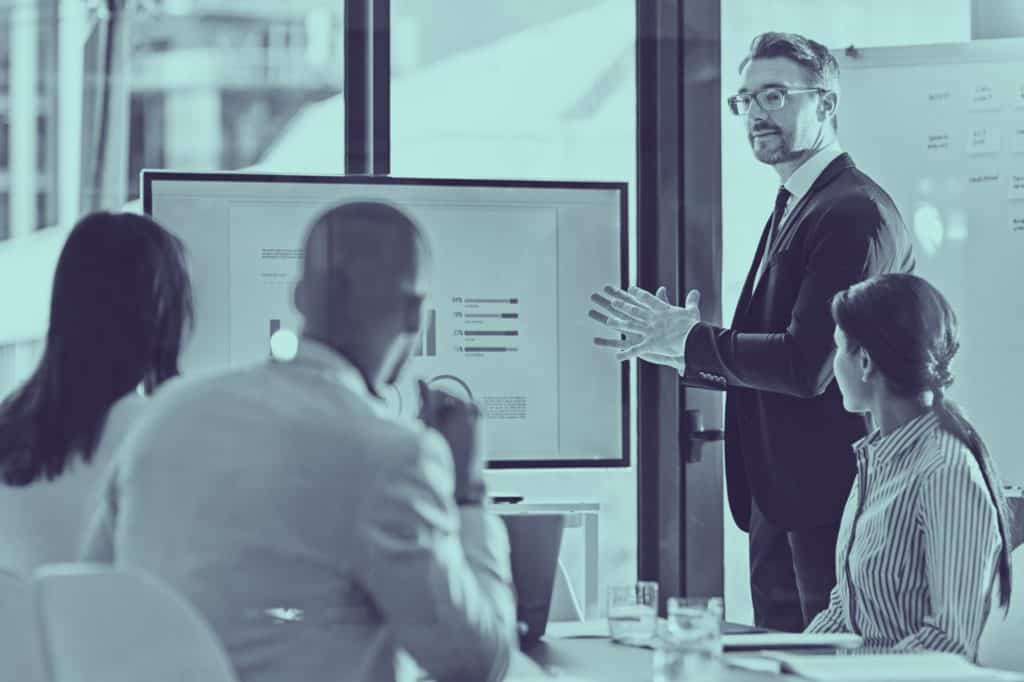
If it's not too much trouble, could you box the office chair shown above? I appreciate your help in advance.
[33,563,238,682]
[0,568,47,682]
[978,545,1024,672]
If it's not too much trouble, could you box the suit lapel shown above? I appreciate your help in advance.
[765,153,855,262]
[733,214,773,326]
[740,153,856,319]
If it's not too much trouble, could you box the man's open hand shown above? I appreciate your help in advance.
[588,285,701,369]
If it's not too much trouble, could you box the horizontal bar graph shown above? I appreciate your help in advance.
[452,296,522,357]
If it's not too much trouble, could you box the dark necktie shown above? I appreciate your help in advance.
[756,186,791,284]
[768,186,791,253]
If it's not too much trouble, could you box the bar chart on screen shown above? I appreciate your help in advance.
[452,296,520,356]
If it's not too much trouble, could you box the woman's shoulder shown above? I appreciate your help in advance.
[916,427,988,490]
[91,391,149,465]
[104,391,148,435]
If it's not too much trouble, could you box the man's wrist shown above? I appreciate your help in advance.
[675,320,699,375]
[455,478,487,506]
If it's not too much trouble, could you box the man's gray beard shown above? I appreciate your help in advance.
[753,143,802,165]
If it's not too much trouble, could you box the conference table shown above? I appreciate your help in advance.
[519,635,768,681]
[510,622,1020,682]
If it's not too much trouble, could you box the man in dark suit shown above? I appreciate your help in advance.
[590,32,914,631]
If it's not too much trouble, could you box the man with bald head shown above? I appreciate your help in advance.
[80,201,517,682]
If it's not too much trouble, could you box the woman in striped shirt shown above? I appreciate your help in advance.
[806,273,1012,659]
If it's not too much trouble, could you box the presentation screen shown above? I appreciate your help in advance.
[143,171,629,468]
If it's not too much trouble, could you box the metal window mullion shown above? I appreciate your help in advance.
[345,0,389,175]
[10,0,39,236]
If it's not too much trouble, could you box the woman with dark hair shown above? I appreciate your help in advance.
[0,211,192,573]
[806,273,1012,659]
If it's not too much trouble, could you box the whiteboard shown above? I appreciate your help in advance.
[835,39,1024,485]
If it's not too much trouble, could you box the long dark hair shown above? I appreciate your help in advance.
[0,212,194,486]
[831,273,1012,609]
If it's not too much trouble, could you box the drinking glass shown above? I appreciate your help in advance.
[606,582,658,644]
[652,597,723,681]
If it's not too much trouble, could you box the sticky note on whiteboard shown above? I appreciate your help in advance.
[967,127,1000,155]
[969,84,1001,111]
[926,133,952,158]
[1010,175,1024,201]
[1012,128,1024,154]
[1010,213,1024,232]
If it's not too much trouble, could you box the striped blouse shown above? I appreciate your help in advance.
[806,410,1001,659]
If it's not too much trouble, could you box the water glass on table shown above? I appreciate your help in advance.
[653,597,723,681]
[606,582,658,644]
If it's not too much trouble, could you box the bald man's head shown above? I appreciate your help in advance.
[295,201,430,387]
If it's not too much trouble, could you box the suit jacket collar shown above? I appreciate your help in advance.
[734,153,857,323]
[783,142,844,207]
[286,337,382,406]
[777,152,855,242]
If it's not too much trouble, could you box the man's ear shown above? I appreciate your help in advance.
[820,91,839,121]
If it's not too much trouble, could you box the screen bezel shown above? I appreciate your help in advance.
[142,170,630,469]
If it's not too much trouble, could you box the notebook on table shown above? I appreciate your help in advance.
[741,651,1024,681]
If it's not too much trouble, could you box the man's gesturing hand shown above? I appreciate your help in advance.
[588,285,701,368]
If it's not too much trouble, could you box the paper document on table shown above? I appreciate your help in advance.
[545,619,613,639]
[762,651,1022,681]
[505,652,598,682]
[722,632,862,651]
[505,677,597,682]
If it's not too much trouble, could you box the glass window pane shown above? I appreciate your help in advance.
[125,2,345,201]
[391,0,638,616]
[36,0,57,230]
[1,0,59,232]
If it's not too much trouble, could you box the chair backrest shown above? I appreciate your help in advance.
[33,563,238,682]
[502,513,565,645]
[978,545,1024,672]
[0,569,48,682]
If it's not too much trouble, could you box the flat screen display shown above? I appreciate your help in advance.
[144,171,629,468]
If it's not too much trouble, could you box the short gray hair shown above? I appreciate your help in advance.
[739,32,839,93]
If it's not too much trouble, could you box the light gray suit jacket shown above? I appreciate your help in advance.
[81,340,516,682]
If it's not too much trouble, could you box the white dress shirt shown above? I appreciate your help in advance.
[81,339,517,682]
[806,411,1002,660]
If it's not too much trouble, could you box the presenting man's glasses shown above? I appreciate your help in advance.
[727,86,826,116]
